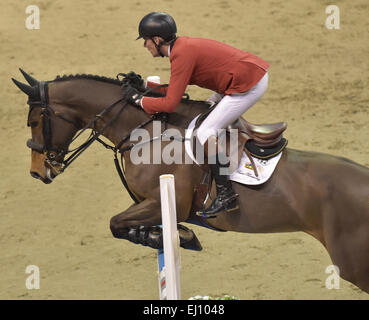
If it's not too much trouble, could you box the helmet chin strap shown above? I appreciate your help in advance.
[151,37,165,57]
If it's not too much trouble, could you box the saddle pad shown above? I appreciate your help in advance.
[185,115,283,185]
[229,151,283,185]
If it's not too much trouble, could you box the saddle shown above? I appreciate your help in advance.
[231,117,288,159]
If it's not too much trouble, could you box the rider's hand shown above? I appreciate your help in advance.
[123,84,143,107]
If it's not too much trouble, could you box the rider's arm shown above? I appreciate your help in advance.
[145,81,168,95]
[141,50,196,114]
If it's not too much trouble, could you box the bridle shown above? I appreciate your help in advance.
[27,81,71,174]
[26,81,127,174]
[26,78,169,203]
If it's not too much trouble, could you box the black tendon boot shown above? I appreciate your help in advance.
[197,160,239,219]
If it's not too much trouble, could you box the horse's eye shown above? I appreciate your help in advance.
[48,152,56,159]
[30,121,39,128]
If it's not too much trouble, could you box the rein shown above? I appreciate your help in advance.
[62,97,127,172]
[26,78,171,204]
[26,81,130,174]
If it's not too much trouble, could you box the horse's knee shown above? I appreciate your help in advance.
[109,216,128,239]
[109,216,119,238]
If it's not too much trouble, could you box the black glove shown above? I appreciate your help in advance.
[123,84,143,107]
[124,71,144,88]
[152,112,169,122]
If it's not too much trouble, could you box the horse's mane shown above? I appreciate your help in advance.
[53,74,123,86]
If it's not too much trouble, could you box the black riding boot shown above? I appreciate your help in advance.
[197,160,239,219]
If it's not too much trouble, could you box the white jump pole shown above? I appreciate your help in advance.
[158,174,181,300]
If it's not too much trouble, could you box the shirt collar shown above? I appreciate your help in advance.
[168,37,178,57]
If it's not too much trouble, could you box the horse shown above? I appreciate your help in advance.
[12,69,369,294]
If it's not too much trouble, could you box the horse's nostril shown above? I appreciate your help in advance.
[30,171,41,180]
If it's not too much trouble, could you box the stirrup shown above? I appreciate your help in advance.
[196,193,239,219]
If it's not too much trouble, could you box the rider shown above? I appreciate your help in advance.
[125,12,270,218]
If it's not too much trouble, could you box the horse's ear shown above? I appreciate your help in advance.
[19,68,39,86]
[12,78,38,98]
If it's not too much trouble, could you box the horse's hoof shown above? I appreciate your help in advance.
[146,226,163,249]
[178,224,202,251]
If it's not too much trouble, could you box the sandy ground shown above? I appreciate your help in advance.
[0,0,368,299]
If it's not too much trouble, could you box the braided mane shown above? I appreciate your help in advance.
[53,74,122,86]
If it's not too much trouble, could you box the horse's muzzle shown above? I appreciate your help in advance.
[30,171,42,180]
[30,151,58,184]
[30,169,54,184]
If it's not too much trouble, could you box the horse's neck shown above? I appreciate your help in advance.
[50,79,150,145]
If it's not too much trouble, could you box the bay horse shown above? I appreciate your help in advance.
[12,70,369,294]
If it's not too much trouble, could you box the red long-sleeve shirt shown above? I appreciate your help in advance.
[141,36,269,114]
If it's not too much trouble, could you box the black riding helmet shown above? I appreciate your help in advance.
[136,12,177,42]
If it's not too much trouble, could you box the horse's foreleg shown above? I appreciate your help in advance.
[110,198,161,239]
[109,197,202,251]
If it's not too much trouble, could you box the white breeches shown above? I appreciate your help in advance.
[197,72,269,145]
